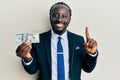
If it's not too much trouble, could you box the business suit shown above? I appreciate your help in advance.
[22,30,98,80]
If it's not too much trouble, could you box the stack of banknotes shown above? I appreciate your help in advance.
[16,33,40,44]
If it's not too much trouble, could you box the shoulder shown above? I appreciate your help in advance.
[67,31,85,51]
[37,30,51,41]
[39,30,51,37]
[67,31,84,40]
[67,31,85,44]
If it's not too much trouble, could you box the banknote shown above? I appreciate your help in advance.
[16,33,40,44]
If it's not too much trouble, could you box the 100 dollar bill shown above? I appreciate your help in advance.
[16,33,40,44]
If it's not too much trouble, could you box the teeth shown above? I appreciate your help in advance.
[56,23,63,27]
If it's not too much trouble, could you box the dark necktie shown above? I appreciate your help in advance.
[57,37,65,80]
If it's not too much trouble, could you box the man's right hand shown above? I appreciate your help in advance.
[16,42,32,62]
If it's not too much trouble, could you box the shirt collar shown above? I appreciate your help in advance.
[51,29,67,41]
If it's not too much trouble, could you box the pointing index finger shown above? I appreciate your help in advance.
[85,26,90,42]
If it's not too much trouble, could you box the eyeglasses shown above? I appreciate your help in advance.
[51,13,70,19]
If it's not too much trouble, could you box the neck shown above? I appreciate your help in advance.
[52,29,67,36]
[53,29,67,35]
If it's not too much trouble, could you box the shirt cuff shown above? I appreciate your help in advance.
[87,51,98,57]
[22,57,33,66]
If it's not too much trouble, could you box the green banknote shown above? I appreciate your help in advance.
[16,33,39,44]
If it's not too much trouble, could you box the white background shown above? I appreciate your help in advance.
[0,0,120,80]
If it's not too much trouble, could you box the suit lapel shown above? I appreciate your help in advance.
[67,31,75,78]
[45,30,52,73]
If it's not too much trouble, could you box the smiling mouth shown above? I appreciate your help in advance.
[56,23,64,27]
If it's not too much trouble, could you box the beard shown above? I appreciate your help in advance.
[52,27,66,35]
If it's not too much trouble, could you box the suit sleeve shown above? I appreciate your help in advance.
[22,43,39,74]
[80,36,99,73]
[82,51,98,73]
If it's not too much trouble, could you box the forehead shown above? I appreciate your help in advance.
[51,4,69,13]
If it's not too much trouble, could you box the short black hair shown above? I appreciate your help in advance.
[49,2,72,16]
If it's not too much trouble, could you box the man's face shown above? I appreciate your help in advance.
[50,5,71,35]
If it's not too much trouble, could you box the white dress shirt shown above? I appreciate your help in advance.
[51,30,69,80]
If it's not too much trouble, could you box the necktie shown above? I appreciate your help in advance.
[57,37,65,80]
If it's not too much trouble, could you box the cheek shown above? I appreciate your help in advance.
[64,19,70,25]
[64,19,67,22]
[65,18,70,23]
[50,18,55,22]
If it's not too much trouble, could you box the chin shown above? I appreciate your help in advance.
[53,29,64,35]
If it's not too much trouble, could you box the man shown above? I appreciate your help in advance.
[16,2,98,80]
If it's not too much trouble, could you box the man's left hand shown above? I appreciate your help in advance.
[84,26,97,54]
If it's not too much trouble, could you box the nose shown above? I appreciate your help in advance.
[57,17,62,22]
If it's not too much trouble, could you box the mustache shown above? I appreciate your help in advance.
[52,22,67,25]
[54,22,62,24]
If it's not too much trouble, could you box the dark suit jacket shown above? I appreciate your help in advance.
[22,30,98,80]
